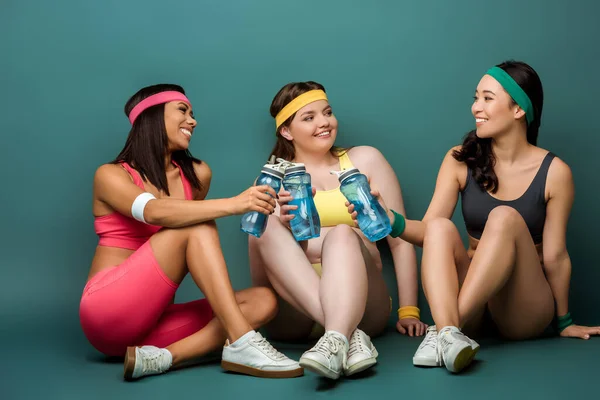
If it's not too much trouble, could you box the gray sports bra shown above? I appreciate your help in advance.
[460,152,555,244]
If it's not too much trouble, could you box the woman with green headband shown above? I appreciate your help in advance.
[248,81,427,380]
[349,60,600,374]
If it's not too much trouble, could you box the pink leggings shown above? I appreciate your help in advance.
[79,241,213,357]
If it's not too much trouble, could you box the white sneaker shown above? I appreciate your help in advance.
[221,331,303,378]
[344,329,378,376]
[413,325,442,367]
[124,346,172,381]
[437,326,479,373]
[299,331,348,380]
[469,336,481,352]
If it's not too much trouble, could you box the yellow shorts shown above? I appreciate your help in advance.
[308,263,393,339]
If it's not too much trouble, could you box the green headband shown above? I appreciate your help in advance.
[486,66,534,125]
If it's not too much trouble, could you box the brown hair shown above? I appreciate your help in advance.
[268,81,347,161]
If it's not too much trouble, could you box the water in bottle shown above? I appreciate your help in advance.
[240,163,284,238]
[332,167,391,242]
[281,163,320,241]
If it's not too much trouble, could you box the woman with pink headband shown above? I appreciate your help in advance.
[79,84,303,381]
[249,81,427,380]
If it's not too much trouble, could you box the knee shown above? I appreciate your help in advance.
[186,220,218,240]
[323,224,360,247]
[251,216,289,245]
[423,217,458,244]
[485,206,525,233]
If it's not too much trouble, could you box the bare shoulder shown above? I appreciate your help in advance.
[346,145,384,158]
[192,160,212,182]
[444,145,464,162]
[548,154,572,177]
[547,154,573,191]
[440,145,468,188]
[345,145,388,167]
[192,160,212,199]
[94,163,132,185]
[92,163,137,209]
[440,145,466,170]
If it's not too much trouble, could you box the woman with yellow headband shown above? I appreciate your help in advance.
[349,60,600,374]
[249,81,427,380]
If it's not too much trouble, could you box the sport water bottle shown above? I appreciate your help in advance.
[240,163,284,238]
[332,168,391,242]
[281,163,321,241]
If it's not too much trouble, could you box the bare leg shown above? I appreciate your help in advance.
[124,222,302,381]
[320,225,390,339]
[421,218,476,329]
[149,221,253,342]
[249,234,315,341]
[248,216,324,325]
[459,206,554,339]
[166,287,277,367]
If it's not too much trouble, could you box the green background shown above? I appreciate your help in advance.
[2,0,598,398]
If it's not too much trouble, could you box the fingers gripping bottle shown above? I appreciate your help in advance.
[240,162,284,238]
[331,168,391,242]
[281,163,321,241]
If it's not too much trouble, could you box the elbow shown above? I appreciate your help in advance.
[542,249,571,273]
[142,199,164,226]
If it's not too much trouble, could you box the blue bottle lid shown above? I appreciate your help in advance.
[260,164,285,179]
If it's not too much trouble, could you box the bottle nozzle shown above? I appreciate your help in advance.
[275,158,301,171]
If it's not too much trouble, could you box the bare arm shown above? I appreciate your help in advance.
[353,147,417,309]
[541,158,574,317]
[94,162,276,228]
[391,147,464,247]
[541,158,600,339]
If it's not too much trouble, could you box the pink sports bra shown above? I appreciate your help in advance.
[94,162,193,250]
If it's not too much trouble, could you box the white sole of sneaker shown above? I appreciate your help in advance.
[299,358,341,380]
[344,357,377,376]
[345,347,379,376]
[446,346,479,373]
[412,356,442,367]
[221,360,304,378]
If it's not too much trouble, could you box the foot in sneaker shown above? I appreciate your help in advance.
[413,325,442,367]
[437,326,479,373]
[299,330,348,380]
[221,330,303,378]
[124,346,172,381]
[344,329,378,376]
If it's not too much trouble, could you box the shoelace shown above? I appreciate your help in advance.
[252,336,287,361]
[348,331,367,357]
[312,333,344,359]
[418,328,438,352]
[139,348,167,374]
[436,328,454,364]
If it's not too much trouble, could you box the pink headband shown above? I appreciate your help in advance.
[128,91,191,125]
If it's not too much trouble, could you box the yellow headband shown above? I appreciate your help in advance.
[275,89,328,129]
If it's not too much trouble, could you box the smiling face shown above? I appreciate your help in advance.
[164,100,197,151]
[472,74,527,139]
[279,99,338,154]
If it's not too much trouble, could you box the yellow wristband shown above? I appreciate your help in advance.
[398,306,420,320]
